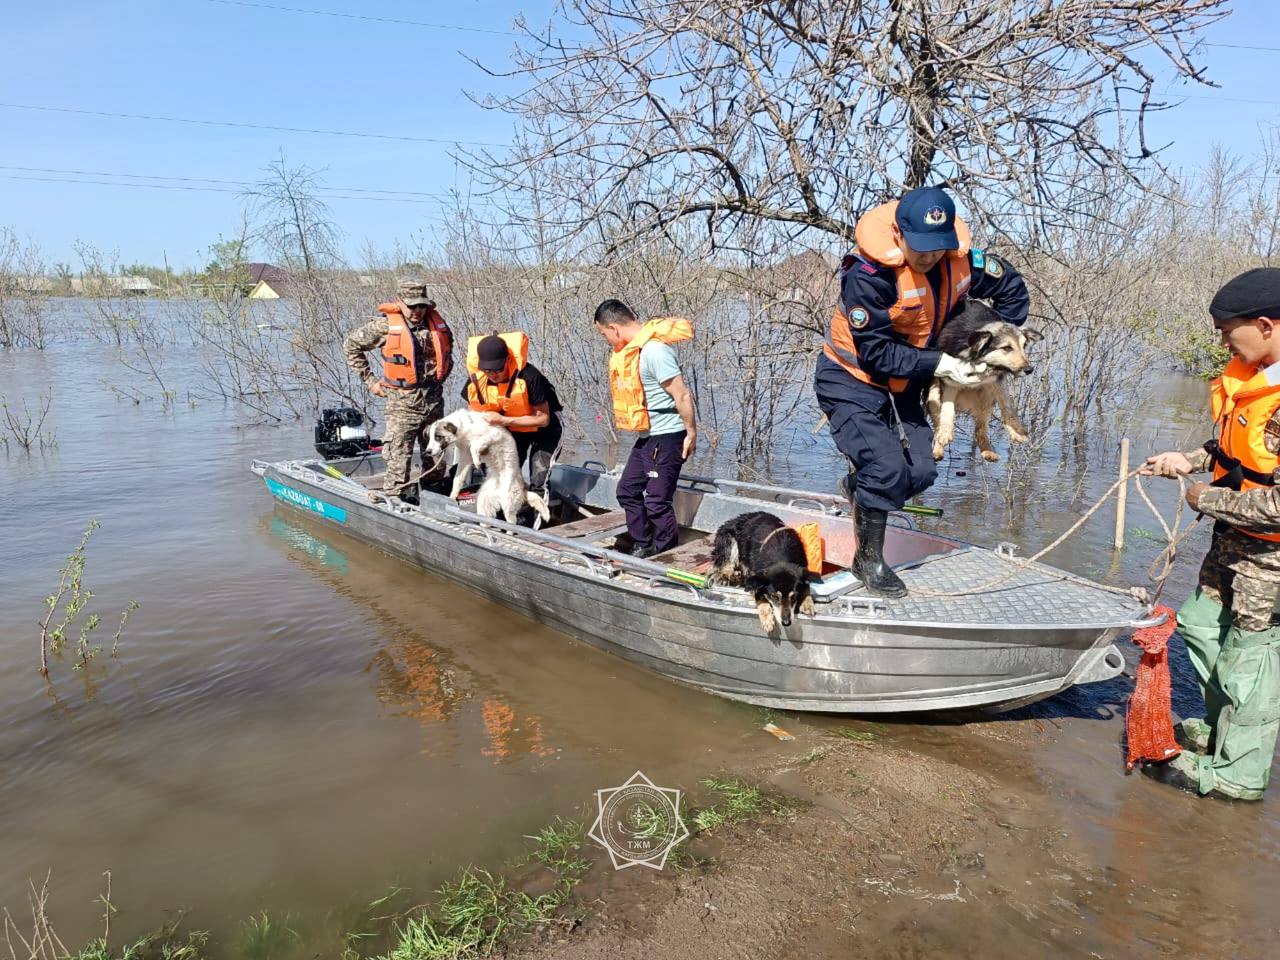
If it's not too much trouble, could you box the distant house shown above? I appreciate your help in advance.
[244,263,294,300]
[69,275,156,296]
[7,275,54,294]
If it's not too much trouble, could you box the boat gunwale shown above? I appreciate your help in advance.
[253,458,1163,634]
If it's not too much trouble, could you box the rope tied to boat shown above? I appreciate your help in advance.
[906,467,1199,604]
[900,464,1195,769]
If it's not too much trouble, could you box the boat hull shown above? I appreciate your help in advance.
[252,460,1139,713]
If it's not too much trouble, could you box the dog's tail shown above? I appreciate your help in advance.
[526,490,551,523]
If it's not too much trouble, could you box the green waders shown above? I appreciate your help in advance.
[1174,589,1280,800]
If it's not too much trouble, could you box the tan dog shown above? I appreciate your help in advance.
[927,302,1040,463]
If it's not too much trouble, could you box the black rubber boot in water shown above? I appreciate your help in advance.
[853,508,907,598]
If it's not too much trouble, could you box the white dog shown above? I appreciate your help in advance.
[425,409,550,525]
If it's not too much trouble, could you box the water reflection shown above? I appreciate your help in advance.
[265,514,562,764]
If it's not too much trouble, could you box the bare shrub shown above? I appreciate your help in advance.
[0,228,52,349]
[0,390,55,453]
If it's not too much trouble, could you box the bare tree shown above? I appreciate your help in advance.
[467,0,1225,257]
[247,156,340,274]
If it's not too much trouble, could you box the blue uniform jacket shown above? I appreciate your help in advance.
[836,248,1030,385]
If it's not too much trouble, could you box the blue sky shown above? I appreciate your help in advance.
[1,0,1277,269]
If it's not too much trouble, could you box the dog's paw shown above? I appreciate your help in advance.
[1006,426,1028,443]
[799,595,815,617]
[932,445,945,461]
[756,600,777,634]
[981,450,1001,462]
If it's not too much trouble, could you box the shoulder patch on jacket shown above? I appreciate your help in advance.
[848,307,870,329]
[984,256,1004,278]
[969,248,986,271]
[1265,410,1280,455]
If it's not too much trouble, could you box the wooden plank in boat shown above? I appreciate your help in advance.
[647,538,715,573]
[552,509,630,540]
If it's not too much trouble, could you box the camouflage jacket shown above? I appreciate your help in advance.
[343,315,445,391]
[1182,441,1280,538]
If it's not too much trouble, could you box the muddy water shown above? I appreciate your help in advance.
[1,320,1277,956]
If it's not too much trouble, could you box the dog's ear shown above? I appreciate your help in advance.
[1022,327,1043,344]
[967,330,994,357]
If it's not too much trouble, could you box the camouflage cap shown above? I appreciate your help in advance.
[397,278,434,307]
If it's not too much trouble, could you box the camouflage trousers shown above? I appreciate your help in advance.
[381,392,444,496]
[1196,525,1280,632]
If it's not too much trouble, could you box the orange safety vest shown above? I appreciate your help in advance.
[824,200,973,393]
[464,331,538,432]
[608,317,693,432]
[1208,356,1280,543]
[379,302,453,388]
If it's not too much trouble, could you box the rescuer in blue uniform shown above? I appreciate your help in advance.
[816,187,1030,597]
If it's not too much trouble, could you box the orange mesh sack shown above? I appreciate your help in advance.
[1125,605,1182,770]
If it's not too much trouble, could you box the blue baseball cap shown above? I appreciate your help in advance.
[895,186,959,253]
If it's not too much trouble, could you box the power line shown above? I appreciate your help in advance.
[1166,92,1280,108]
[0,101,510,148]
[0,173,468,207]
[1201,41,1280,52]
[0,164,480,201]
[200,0,523,37]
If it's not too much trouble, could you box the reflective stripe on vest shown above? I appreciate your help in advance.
[608,317,693,433]
[822,201,972,393]
[1209,356,1280,542]
[379,303,453,387]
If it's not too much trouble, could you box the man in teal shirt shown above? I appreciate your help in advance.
[594,299,698,557]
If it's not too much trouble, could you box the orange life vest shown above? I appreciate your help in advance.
[1208,356,1280,542]
[378,302,453,388]
[608,317,693,432]
[794,522,824,575]
[824,200,973,393]
[464,331,538,432]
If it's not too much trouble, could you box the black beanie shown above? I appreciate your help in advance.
[1209,268,1280,322]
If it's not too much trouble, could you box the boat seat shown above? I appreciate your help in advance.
[551,509,630,541]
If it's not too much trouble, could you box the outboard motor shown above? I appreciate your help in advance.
[314,407,380,460]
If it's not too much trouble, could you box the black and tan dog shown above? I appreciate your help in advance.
[927,300,1041,462]
[709,511,815,633]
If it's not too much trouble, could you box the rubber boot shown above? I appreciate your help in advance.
[853,508,906,599]
[1199,625,1280,800]
[1175,588,1232,735]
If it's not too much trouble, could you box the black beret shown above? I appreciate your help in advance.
[1209,268,1280,322]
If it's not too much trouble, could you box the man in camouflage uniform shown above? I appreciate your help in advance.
[343,280,453,505]
[1142,268,1280,801]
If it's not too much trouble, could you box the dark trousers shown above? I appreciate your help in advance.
[617,431,687,552]
[814,359,936,513]
[514,414,563,491]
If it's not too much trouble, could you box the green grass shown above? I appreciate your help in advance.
[237,912,299,960]
[377,915,471,960]
[827,727,878,743]
[373,818,589,960]
[70,929,209,960]
[687,776,797,836]
[521,815,589,881]
[795,745,831,764]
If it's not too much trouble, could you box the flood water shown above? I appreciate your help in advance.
[1,305,1277,957]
